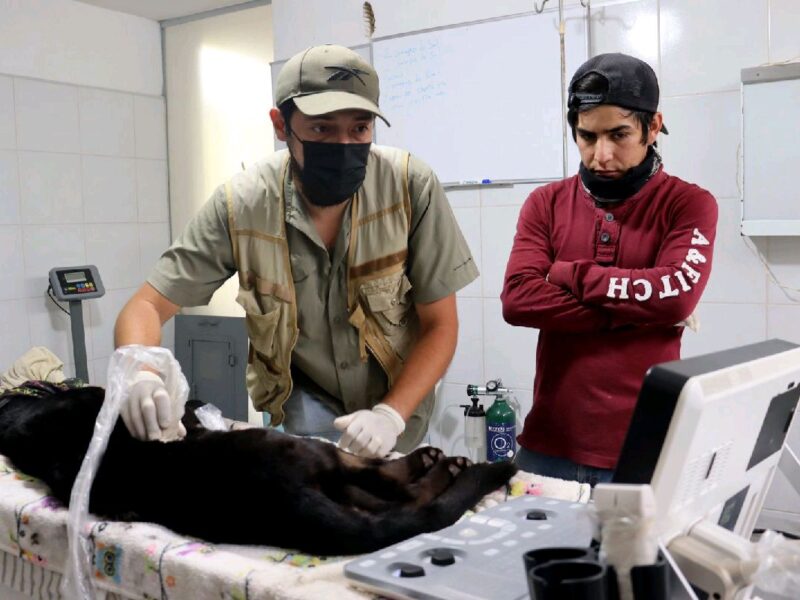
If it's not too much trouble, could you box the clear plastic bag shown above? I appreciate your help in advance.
[63,345,188,599]
[747,529,800,596]
[194,402,228,431]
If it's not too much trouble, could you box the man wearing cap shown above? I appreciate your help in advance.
[115,44,477,457]
[502,53,718,483]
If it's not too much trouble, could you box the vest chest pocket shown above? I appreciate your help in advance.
[362,272,414,335]
[236,287,283,355]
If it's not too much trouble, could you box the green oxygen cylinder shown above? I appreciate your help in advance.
[485,394,516,462]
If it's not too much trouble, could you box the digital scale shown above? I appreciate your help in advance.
[48,265,105,383]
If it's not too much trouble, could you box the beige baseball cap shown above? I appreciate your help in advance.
[274,44,390,126]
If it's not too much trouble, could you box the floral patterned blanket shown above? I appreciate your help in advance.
[0,454,589,600]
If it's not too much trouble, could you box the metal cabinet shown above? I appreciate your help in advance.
[174,315,249,422]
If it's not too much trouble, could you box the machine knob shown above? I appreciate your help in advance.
[398,563,425,578]
[526,510,548,520]
[430,548,456,566]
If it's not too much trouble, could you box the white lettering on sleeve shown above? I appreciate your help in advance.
[681,262,702,284]
[607,277,630,299]
[685,248,707,265]
[658,275,680,299]
[691,228,710,246]
[674,270,692,292]
[633,279,653,301]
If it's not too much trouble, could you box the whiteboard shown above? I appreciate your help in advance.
[742,63,800,235]
[373,11,587,184]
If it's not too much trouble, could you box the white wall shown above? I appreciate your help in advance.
[0,0,162,95]
[269,0,800,511]
[164,4,274,319]
[0,0,169,385]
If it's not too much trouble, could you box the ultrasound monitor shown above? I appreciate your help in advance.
[613,338,800,545]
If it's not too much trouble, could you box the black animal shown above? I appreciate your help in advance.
[0,382,516,555]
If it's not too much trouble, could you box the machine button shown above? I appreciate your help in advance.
[430,549,456,566]
[398,563,425,578]
[600,232,611,243]
[526,510,548,520]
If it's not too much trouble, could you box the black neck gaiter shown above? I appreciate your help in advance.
[579,146,660,204]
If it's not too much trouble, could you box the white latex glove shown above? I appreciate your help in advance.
[334,403,405,458]
[121,370,186,442]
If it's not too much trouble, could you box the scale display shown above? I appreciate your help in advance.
[49,265,105,301]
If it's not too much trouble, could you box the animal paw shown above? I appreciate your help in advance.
[447,456,472,477]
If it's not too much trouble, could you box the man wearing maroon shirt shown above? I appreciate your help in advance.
[501,53,718,485]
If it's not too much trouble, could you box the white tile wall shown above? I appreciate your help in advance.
[0,299,31,370]
[483,298,538,392]
[0,226,25,301]
[136,159,169,222]
[768,0,800,63]
[681,302,767,358]
[82,156,137,223]
[659,92,740,200]
[84,223,141,290]
[22,224,86,298]
[660,0,768,96]
[452,206,482,298]
[589,0,659,71]
[767,304,800,344]
[14,79,80,153]
[480,204,523,299]
[702,198,766,304]
[0,72,171,378]
[0,150,19,224]
[18,151,82,224]
[446,297,483,384]
[766,237,800,305]
[0,76,14,149]
[134,96,167,160]
[138,222,171,282]
[79,88,135,157]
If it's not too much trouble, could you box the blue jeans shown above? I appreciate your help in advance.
[514,447,614,487]
[263,385,344,443]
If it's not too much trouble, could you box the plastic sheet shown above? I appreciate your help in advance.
[194,402,228,431]
[63,345,188,599]
[747,529,800,597]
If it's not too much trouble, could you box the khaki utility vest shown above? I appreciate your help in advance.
[226,146,421,426]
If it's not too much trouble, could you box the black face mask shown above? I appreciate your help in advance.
[291,137,371,207]
[579,146,660,204]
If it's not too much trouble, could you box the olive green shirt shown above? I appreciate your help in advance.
[148,150,478,421]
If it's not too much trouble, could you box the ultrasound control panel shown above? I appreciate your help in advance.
[344,495,593,600]
[49,265,105,301]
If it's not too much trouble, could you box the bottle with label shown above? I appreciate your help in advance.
[485,394,516,462]
[461,396,486,462]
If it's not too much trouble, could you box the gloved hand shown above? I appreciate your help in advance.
[121,370,186,442]
[334,403,405,458]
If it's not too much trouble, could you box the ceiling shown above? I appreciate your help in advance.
[76,0,257,22]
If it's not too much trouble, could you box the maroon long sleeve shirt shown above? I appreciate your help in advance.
[501,167,718,468]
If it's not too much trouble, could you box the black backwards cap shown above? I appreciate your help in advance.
[568,53,668,134]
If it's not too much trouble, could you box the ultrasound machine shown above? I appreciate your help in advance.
[345,339,800,599]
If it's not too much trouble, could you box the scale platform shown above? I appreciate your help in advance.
[344,494,594,600]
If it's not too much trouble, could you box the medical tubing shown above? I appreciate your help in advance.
[63,345,189,600]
